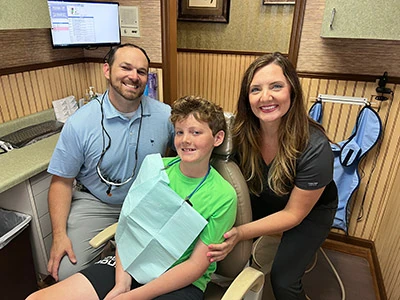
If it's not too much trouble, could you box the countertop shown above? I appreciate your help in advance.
[0,134,59,194]
[0,109,59,194]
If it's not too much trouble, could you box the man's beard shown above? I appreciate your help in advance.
[109,78,145,101]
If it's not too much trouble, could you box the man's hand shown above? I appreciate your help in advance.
[47,233,77,281]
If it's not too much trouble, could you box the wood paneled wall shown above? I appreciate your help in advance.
[0,63,162,123]
[0,63,88,123]
[374,148,400,300]
[177,52,260,113]
[177,51,399,296]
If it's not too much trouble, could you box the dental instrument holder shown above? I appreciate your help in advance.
[375,71,393,101]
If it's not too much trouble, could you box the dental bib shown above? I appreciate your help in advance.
[115,153,208,283]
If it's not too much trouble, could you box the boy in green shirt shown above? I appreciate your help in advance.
[27,96,237,300]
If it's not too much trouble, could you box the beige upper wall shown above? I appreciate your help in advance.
[178,1,294,53]
[0,0,163,67]
[0,0,50,29]
[297,0,400,78]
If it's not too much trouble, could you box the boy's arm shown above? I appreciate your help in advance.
[104,250,132,300]
[125,240,210,299]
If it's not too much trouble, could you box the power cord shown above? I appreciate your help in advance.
[319,248,346,300]
[305,251,318,274]
[303,248,346,300]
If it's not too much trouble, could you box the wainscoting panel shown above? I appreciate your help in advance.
[374,141,400,299]
[84,62,108,97]
[177,52,259,113]
[0,63,163,123]
[0,63,90,123]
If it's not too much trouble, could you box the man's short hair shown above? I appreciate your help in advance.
[103,43,150,66]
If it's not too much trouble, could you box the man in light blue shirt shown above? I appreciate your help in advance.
[46,44,174,281]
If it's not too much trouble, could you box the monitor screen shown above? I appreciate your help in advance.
[48,0,120,48]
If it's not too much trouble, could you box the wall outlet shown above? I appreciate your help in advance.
[121,27,140,37]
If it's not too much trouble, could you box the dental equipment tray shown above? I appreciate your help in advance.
[0,120,64,148]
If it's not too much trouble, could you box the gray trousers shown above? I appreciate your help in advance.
[57,191,122,280]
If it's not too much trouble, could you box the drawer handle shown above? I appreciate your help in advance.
[330,8,336,30]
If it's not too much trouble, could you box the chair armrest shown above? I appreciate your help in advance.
[221,266,265,300]
[89,222,118,248]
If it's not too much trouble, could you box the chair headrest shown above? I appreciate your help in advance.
[213,112,235,157]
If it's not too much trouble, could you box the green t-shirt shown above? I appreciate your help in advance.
[163,157,237,292]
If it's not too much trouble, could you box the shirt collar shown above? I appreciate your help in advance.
[102,92,151,121]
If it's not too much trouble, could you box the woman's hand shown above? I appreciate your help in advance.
[207,227,241,262]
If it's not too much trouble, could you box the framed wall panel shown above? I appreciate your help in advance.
[263,0,295,4]
[178,0,230,23]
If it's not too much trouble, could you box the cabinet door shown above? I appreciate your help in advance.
[320,0,400,40]
[0,181,48,275]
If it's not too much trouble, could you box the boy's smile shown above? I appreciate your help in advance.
[174,114,224,178]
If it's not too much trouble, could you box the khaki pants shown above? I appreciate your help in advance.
[57,191,122,280]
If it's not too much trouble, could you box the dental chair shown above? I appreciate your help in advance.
[89,113,265,300]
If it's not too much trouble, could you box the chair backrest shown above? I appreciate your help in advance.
[211,113,253,278]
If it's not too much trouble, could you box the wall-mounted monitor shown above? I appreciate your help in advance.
[47,0,121,49]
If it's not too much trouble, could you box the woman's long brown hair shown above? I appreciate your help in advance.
[233,52,326,196]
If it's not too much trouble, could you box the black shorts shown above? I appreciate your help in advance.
[80,255,204,300]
